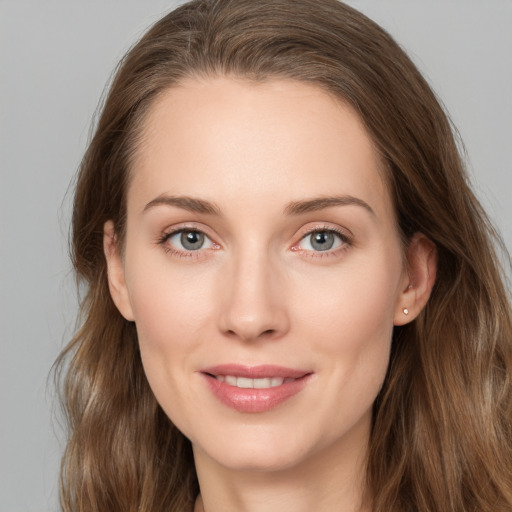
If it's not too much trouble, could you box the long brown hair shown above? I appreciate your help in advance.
[57,1,512,510]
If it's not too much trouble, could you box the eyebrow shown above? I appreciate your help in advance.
[142,194,375,217]
[283,195,375,216]
[143,195,222,215]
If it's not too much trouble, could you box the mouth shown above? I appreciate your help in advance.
[200,364,313,413]
[211,375,297,388]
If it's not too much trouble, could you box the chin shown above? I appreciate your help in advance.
[190,417,351,475]
[195,436,314,473]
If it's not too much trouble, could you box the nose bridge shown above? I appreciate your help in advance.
[218,244,289,341]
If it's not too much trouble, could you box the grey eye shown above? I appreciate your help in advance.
[166,229,214,251]
[310,231,335,251]
[298,230,345,252]
[180,231,205,250]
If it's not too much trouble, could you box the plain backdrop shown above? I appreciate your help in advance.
[1,1,511,510]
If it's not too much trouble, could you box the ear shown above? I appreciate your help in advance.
[394,233,437,326]
[103,220,135,321]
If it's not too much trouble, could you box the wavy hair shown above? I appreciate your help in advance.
[56,0,512,510]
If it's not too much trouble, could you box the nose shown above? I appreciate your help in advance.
[217,250,290,342]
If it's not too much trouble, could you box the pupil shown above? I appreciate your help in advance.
[311,231,334,251]
[181,231,204,250]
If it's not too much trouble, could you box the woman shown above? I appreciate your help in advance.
[57,0,512,511]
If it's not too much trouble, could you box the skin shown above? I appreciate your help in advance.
[104,77,436,512]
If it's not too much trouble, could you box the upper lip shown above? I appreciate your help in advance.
[201,364,311,379]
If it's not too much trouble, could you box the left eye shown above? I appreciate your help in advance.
[167,230,214,251]
[298,230,346,252]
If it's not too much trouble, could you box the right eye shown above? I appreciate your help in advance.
[165,229,215,252]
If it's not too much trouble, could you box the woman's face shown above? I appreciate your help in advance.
[106,77,412,472]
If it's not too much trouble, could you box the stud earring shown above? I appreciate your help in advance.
[403,308,409,315]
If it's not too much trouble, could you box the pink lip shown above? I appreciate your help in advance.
[201,364,313,413]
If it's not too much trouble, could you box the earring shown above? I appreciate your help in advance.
[403,308,409,315]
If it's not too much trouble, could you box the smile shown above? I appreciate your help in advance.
[215,375,296,388]
[201,365,312,413]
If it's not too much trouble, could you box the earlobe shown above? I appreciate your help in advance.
[394,233,437,326]
[103,221,135,322]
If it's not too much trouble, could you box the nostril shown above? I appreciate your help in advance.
[225,327,277,341]
[219,305,290,342]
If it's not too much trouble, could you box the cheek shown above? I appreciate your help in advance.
[127,252,216,346]
[123,251,219,402]
[294,250,402,391]
[125,265,220,439]
[298,254,401,343]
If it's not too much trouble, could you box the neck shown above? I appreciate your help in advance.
[192,417,371,512]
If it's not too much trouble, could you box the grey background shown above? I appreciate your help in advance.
[1,1,510,511]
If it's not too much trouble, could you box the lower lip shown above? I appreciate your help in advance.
[203,374,312,413]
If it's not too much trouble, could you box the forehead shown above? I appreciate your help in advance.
[128,77,392,219]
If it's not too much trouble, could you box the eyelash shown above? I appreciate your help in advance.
[156,225,352,259]
[292,225,352,259]
[156,225,218,259]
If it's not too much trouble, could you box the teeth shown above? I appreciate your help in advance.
[254,378,272,389]
[237,377,253,388]
[217,375,288,389]
[225,375,237,386]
